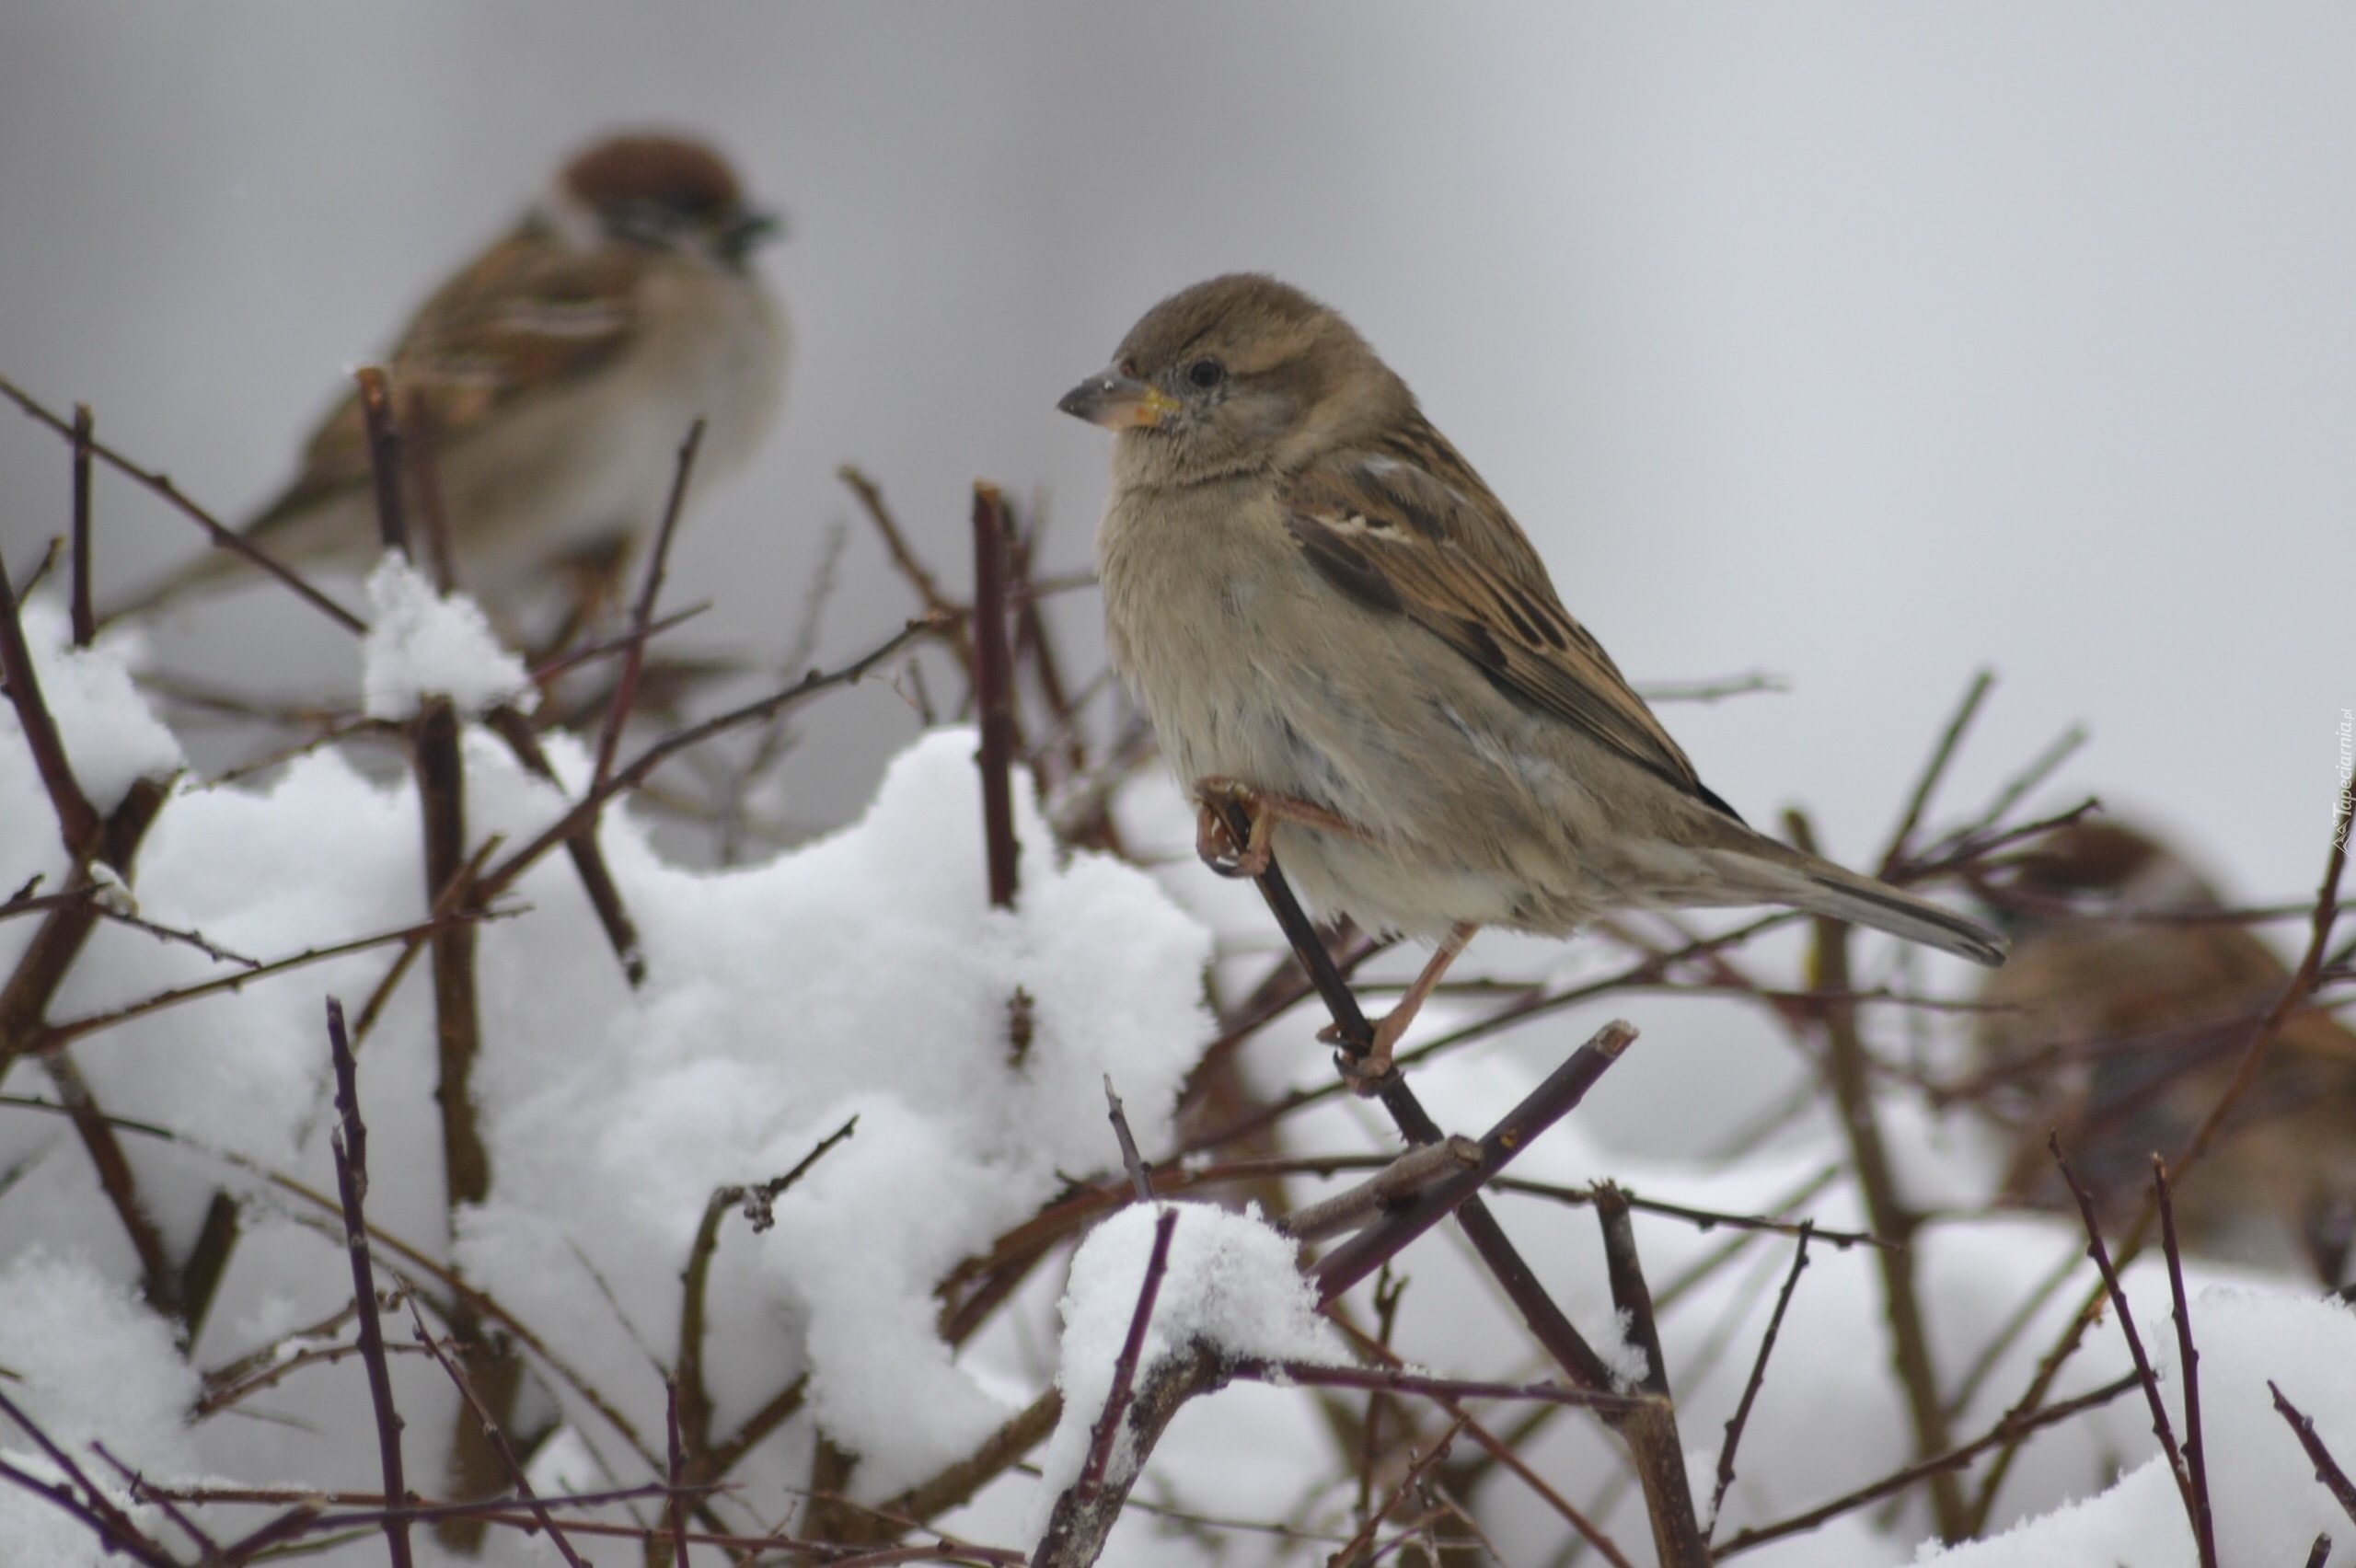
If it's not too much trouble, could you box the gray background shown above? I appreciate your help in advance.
[3,5,2350,1067]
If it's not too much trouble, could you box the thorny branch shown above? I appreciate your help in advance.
[1706,1224,1812,1539]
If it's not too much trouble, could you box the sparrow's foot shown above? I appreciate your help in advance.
[1191,777,1371,881]
[1321,922,1478,1096]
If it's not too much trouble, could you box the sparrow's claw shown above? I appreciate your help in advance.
[1192,777,1374,881]
[1320,921,1477,1098]
[1193,778,1271,878]
[1322,1013,1408,1095]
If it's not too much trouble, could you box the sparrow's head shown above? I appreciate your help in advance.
[1059,273,1412,483]
[554,133,780,268]
[1991,820,2218,926]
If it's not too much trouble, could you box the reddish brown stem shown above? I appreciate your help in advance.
[2050,1137,2195,1527]
[484,705,645,986]
[1707,1224,1813,1539]
[327,997,414,1568]
[1077,1206,1179,1500]
[2154,1158,2218,1568]
[2270,1381,2356,1528]
[0,543,102,854]
[354,367,409,557]
[1310,1020,1636,1300]
[972,483,1021,907]
[405,1295,589,1568]
[69,402,95,645]
[594,419,703,792]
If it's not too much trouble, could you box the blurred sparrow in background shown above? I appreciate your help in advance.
[1972,820,2356,1283]
[1060,273,2004,1080]
[110,131,787,638]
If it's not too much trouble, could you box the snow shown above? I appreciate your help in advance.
[0,1251,198,1567]
[359,554,535,719]
[4,607,2355,1566]
[6,597,181,815]
[1029,1200,1349,1532]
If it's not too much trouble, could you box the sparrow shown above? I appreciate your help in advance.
[1972,820,2356,1281]
[109,131,787,632]
[1058,273,2004,1079]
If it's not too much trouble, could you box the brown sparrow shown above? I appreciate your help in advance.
[1059,273,2004,1078]
[110,132,787,629]
[1973,821,2356,1280]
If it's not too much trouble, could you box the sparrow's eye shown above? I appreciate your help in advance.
[1186,358,1226,389]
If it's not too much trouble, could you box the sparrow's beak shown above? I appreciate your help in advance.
[1057,371,1180,430]
[720,208,784,261]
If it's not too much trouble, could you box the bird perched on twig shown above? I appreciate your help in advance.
[1970,820,2356,1282]
[108,131,788,638]
[1059,273,2004,1082]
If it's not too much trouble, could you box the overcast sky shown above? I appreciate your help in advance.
[3,3,2350,911]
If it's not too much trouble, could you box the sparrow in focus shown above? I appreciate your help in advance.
[1059,273,2004,1080]
[1972,820,2356,1281]
[110,131,787,633]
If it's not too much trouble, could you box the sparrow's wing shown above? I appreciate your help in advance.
[248,220,648,536]
[1280,432,1737,818]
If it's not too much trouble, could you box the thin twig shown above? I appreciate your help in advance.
[1878,668,1993,878]
[70,402,95,645]
[1103,1077,1152,1202]
[0,1391,182,1568]
[403,1293,589,1568]
[474,614,943,906]
[2272,1381,2356,1528]
[667,1381,693,1567]
[2154,1156,2218,1568]
[972,482,1021,907]
[0,371,368,634]
[0,542,103,853]
[29,906,509,1054]
[484,706,644,985]
[594,418,703,793]
[1632,670,1788,704]
[353,367,409,556]
[1311,1020,1636,1301]
[2050,1137,2195,1525]
[1594,1183,1709,1566]
[1077,1206,1180,1500]
[1327,1413,1468,1568]
[1491,1178,1888,1251]
[1714,1370,2142,1556]
[1706,1225,1812,1539]
[327,997,413,1568]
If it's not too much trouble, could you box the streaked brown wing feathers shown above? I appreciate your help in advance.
[248,223,645,535]
[1281,448,1711,802]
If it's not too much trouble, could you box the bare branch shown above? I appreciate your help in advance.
[1077,1206,1179,1500]
[594,418,703,793]
[69,402,95,646]
[2270,1381,2356,1529]
[972,482,1021,907]
[327,997,413,1568]
[1706,1225,1812,1539]
[0,371,368,634]
[2154,1157,2218,1568]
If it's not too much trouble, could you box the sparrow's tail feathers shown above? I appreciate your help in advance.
[1786,860,2009,967]
[1703,838,2008,967]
